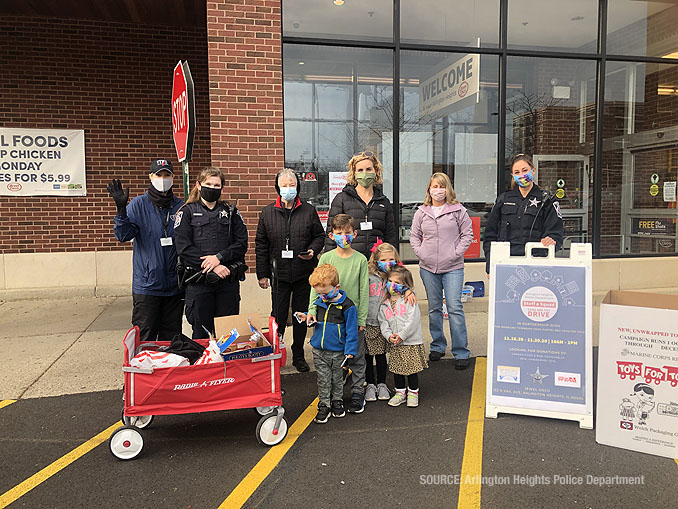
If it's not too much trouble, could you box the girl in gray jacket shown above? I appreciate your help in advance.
[378,266,429,408]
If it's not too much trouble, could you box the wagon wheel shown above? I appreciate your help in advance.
[109,425,144,460]
[254,406,276,416]
[255,413,288,446]
[121,410,154,429]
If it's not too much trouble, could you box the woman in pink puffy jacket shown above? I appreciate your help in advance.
[409,172,473,369]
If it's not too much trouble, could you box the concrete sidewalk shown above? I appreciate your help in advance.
[0,295,488,400]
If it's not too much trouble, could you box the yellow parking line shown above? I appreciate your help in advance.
[458,357,487,509]
[0,400,17,409]
[219,398,318,508]
[0,422,119,508]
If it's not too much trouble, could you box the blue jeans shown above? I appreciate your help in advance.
[420,267,470,359]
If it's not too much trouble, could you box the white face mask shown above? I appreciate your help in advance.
[151,177,173,192]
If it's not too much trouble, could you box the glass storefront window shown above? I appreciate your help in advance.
[401,0,499,48]
[398,51,499,260]
[282,0,393,42]
[602,61,678,255]
[607,1,678,58]
[508,0,599,53]
[283,44,394,223]
[505,56,597,253]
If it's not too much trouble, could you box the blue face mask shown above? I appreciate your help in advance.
[280,187,297,202]
[513,169,534,188]
[333,233,354,248]
[385,281,408,295]
[320,286,339,302]
[377,260,397,273]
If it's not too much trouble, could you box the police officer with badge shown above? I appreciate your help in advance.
[483,154,564,274]
[107,158,184,341]
[174,167,248,338]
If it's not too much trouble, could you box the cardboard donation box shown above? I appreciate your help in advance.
[596,291,678,459]
[214,315,273,361]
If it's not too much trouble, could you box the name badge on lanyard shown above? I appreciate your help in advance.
[360,221,373,231]
[160,237,173,247]
[281,250,294,259]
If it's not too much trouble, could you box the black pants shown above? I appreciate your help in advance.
[132,293,184,341]
[272,278,311,361]
[185,279,240,339]
[394,373,419,391]
[365,353,387,385]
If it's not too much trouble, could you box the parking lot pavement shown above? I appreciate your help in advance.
[3,359,675,508]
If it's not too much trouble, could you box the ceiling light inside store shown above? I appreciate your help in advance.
[298,61,305,65]
[662,51,678,59]
[658,87,678,96]
[334,0,344,5]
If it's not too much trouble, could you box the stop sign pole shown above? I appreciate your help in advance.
[171,60,196,199]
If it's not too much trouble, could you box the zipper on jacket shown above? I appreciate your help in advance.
[321,303,332,349]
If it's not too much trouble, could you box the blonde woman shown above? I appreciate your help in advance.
[174,167,248,338]
[409,172,473,369]
[325,151,397,258]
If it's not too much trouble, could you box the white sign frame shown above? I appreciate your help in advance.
[486,242,594,429]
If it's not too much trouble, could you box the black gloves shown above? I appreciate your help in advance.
[107,179,129,216]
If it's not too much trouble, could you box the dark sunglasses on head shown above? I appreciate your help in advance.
[355,151,374,158]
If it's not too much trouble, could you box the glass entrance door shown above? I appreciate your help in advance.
[533,154,591,251]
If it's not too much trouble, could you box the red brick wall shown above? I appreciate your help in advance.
[0,16,211,253]
[206,0,284,268]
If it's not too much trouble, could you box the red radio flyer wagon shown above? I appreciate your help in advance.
[109,316,287,460]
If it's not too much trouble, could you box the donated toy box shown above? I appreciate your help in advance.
[596,291,678,459]
[214,314,274,361]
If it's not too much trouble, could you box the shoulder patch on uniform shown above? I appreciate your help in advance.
[174,211,183,228]
[553,201,562,219]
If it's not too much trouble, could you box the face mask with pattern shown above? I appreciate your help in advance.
[320,286,340,302]
[332,233,354,248]
[513,169,534,188]
[385,281,408,295]
[377,260,397,273]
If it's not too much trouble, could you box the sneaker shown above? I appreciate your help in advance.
[293,358,310,373]
[407,391,419,408]
[388,391,407,407]
[331,400,345,418]
[455,358,470,370]
[376,383,390,401]
[315,403,330,424]
[347,393,365,414]
[364,384,377,402]
[429,351,445,361]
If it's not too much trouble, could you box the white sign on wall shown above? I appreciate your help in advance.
[329,171,348,206]
[0,128,86,196]
[418,54,480,119]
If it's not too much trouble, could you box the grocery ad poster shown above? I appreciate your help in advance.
[0,128,86,196]
[596,296,678,459]
[490,264,587,412]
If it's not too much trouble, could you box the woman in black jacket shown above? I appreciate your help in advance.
[326,151,398,258]
[255,168,326,372]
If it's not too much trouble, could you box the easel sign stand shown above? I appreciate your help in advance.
[486,242,593,429]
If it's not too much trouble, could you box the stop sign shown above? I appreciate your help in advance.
[172,61,195,162]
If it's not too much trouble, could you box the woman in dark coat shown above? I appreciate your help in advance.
[255,168,326,372]
[326,151,398,258]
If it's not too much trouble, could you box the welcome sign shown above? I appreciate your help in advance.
[418,54,480,119]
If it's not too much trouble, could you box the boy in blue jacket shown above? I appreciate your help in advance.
[299,264,358,424]
[107,159,184,341]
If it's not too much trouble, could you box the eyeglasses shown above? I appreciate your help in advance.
[355,151,374,158]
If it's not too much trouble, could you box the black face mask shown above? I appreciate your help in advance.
[200,185,222,203]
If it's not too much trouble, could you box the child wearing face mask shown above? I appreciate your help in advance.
[298,264,358,423]
[307,214,369,414]
[378,265,428,408]
[364,241,403,402]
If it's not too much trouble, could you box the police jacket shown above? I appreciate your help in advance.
[483,184,564,273]
[309,290,359,356]
[114,192,183,296]
[174,200,248,270]
[325,184,397,258]
[255,196,326,283]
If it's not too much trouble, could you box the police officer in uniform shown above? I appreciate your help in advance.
[174,167,248,338]
[483,153,564,274]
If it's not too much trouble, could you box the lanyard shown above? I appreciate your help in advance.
[155,206,171,237]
